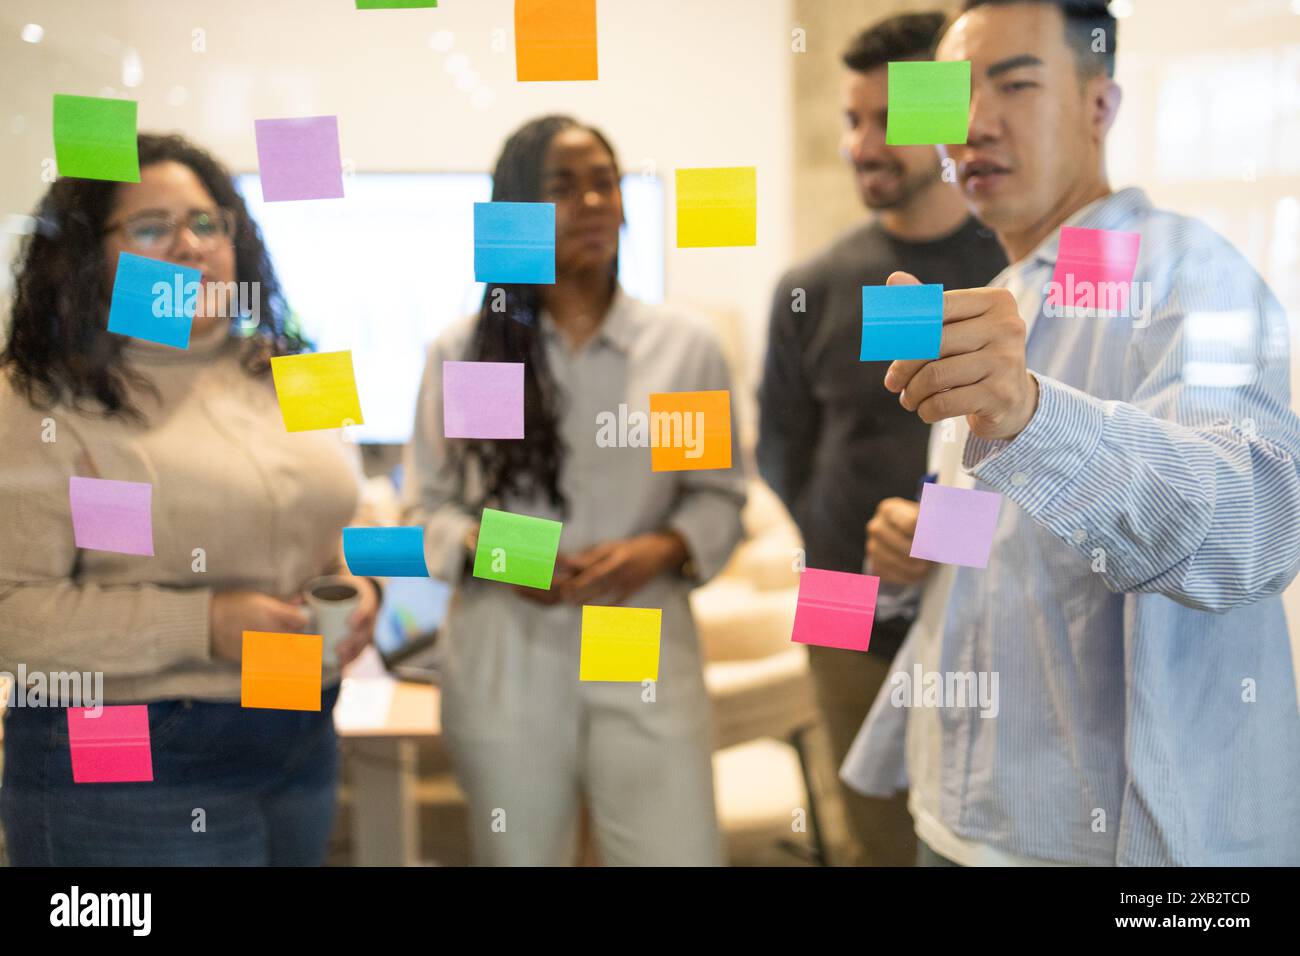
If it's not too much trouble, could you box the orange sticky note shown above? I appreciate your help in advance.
[515,0,598,81]
[241,631,322,712]
[648,390,732,472]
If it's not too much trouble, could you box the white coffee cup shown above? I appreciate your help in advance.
[303,576,360,667]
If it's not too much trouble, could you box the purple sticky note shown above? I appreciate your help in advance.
[67,705,154,783]
[910,482,1002,569]
[68,476,154,556]
[1045,226,1141,311]
[443,361,525,439]
[253,115,345,202]
[790,568,879,652]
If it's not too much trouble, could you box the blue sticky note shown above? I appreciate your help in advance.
[107,252,200,349]
[860,284,943,361]
[343,527,429,577]
[474,202,556,284]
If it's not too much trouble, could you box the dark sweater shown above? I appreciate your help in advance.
[757,215,1007,657]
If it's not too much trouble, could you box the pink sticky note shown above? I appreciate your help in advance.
[253,115,345,201]
[442,361,525,439]
[68,476,153,556]
[1045,226,1141,311]
[67,705,153,783]
[790,568,879,652]
[910,483,1002,569]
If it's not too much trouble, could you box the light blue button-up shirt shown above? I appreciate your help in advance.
[843,187,1300,865]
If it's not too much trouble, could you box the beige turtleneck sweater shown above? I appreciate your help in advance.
[0,321,362,703]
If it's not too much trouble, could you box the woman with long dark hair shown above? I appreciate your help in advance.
[0,133,377,865]
[403,116,746,865]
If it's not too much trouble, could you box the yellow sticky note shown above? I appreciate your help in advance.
[579,606,661,682]
[675,167,756,248]
[241,631,322,711]
[270,351,365,432]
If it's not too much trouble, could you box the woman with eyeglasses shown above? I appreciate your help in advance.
[0,133,377,865]
[402,116,747,865]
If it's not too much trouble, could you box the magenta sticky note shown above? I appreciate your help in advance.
[68,476,154,556]
[790,568,879,652]
[910,482,1002,569]
[1045,226,1141,311]
[67,705,154,783]
[253,115,345,201]
[443,361,525,439]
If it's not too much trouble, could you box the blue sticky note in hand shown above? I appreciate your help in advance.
[474,202,556,284]
[860,284,943,361]
[107,252,200,349]
[343,527,429,577]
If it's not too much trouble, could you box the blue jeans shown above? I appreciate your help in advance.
[0,686,340,866]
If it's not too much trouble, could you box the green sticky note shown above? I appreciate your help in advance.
[53,94,140,182]
[355,0,437,7]
[885,61,971,146]
[473,508,563,590]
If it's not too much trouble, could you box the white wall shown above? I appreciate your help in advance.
[0,0,793,397]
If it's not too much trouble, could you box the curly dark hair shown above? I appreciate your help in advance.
[461,115,621,514]
[2,132,306,419]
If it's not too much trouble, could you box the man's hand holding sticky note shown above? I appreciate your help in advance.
[861,283,944,361]
[882,271,1039,443]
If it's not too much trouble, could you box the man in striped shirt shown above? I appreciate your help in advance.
[844,0,1300,865]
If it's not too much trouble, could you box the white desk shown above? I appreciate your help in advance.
[333,653,441,867]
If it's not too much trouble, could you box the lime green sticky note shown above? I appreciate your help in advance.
[53,94,140,183]
[473,508,563,590]
[885,61,971,146]
[355,0,437,7]
[269,351,365,432]
[675,166,756,248]
[580,606,661,682]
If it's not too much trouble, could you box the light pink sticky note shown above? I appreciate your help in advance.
[910,482,1002,569]
[790,568,879,652]
[1045,226,1141,310]
[67,705,154,783]
[253,115,345,202]
[443,361,525,439]
[68,476,154,556]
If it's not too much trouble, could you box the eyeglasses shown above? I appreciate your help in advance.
[104,208,236,252]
